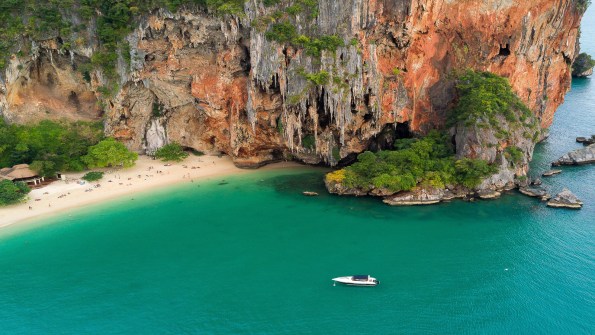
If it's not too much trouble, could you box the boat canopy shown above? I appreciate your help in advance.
[352,275,369,281]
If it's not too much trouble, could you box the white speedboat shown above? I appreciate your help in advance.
[332,275,379,286]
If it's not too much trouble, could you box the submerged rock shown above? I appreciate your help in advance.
[542,169,562,177]
[302,191,319,196]
[383,188,445,206]
[552,144,595,166]
[519,186,551,201]
[547,189,583,209]
[532,178,543,186]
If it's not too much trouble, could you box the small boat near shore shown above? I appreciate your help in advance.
[332,275,379,286]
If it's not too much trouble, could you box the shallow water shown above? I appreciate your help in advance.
[1,7,594,335]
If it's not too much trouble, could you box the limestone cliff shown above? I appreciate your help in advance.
[0,0,585,169]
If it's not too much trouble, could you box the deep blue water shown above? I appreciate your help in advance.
[0,6,594,335]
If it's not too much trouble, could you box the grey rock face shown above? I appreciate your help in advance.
[552,144,595,166]
[547,188,583,209]
[383,188,446,206]
[543,169,562,177]
[573,67,593,78]
[477,189,501,199]
[519,186,551,201]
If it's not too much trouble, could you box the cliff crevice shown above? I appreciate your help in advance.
[0,0,585,168]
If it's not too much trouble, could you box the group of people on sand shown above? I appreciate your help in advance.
[22,159,210,212]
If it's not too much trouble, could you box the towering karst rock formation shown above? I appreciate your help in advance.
[0,0,585,168]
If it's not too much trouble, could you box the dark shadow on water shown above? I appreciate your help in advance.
[259,171,328,195]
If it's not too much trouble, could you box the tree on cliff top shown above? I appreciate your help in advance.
[572,53,595,77]
[82,138,138,168]
[448,70,533,128]
[574,0,591,12]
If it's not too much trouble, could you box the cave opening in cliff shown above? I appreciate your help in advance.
[499,43,511,56]
[316,88,330,128]
[368,122,412,152]
[268,74,280,93]
[240,40,251,74]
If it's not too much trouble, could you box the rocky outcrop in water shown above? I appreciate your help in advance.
[552,144,595,166]
[0,1,584,169]
[576,136,595,146]
[519,185,551,201]
[572,52,595,78]
[547,188,583,209]
[383,188,447,206]
[543,169,562,177]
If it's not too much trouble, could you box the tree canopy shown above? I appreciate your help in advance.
[0,119,104,177]
[572,52,595,77]
[0,180,30,206]
[82,138,138,168]
[154,142,189,162]
[328,131,497,192]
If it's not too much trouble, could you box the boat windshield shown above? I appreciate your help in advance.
[352,275,369,281]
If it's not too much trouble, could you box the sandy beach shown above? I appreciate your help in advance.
[0,155,300,229]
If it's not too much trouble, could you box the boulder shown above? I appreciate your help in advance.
[442,189,457,201]
[324,179,369,196]
[519,186,551,201]
[576,136,595,146]
[477,189,501,199]
[546,189,583,209]
[369,187,397,197]
[573,67,594,78]
[302,191,319,196]
[552,144,595,166]
[531,178,543,186]
[543,169,562,177]
[383,188,445,206]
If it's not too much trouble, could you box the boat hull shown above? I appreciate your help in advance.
[332,276,379,286]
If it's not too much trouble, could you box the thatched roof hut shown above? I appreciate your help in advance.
[0,164,42,184]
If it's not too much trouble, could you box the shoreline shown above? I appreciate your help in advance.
[0,155,302,230]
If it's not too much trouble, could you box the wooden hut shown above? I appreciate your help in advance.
[0,164,44,185]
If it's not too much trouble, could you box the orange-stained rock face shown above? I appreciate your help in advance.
[385,0,581,130]
[1,51,100,124]
[0,1,584,167]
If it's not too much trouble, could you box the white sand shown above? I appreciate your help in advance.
[0,155,300,229]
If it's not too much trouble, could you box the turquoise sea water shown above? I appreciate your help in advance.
[1,10,595,335]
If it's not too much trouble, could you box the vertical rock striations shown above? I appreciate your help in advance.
[0,0,585,169]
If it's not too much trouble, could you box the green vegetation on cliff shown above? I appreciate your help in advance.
[0,119,104,177]
[0,0,245,72]
[326,131,497,193]
[574,0,591,12]
[327,70,537,194]
[448,70,539,141]
[572,52,595,77]
[448,70,534,128]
